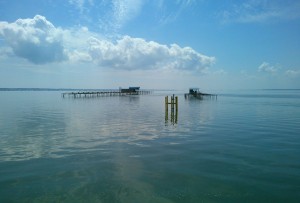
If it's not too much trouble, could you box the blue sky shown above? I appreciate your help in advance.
[0,0,299,90]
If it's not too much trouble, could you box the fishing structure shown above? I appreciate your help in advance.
[184,88,217,100]
[62,87,151,98]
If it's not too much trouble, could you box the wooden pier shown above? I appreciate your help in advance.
[62,88,151,98]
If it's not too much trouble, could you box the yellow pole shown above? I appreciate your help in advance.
[165,96,168,122]
[171,94,174,111]
[165,96,168,112]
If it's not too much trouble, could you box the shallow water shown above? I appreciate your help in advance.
[0,89,299,202]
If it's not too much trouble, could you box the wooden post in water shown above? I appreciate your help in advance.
[175,96,178,111]
[175,96,178,123]
[165,96,168,112]
[165,96,168,121]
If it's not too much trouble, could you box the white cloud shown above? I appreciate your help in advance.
[157,0,197,25]
[67,0,143,32]
[212,69,226,75]
[69,0,85,13]
[112,0,144,29]
[68,0,94,12]
[68,0,95,23]
[220,0,300,24]
[69,50,92,63]
[0,15,215,72]
[0,15,67,64]
[87,35,215,71]
[285,69,300,77]
[97,0,144,33]
[258,62,277,74]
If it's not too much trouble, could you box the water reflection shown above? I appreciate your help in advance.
[0,103,67,161]
[0,93,221,162]
[0,94,166,162]
[1,91,300,202]
[165,107,178,125]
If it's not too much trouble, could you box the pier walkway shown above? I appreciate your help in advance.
[62,90,152,98]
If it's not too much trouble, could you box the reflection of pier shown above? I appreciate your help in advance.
[62,87,152,98]
[184,88,217,100]
[165,94,178,125]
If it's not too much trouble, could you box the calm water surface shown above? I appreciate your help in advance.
[0,90,299,202]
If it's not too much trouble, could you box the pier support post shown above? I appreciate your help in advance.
[165,95,178,125]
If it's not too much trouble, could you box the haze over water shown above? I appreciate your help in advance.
[0,89,300,202]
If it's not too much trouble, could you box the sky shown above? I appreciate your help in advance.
[0,0,300,90]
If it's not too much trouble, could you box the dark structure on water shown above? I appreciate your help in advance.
[120,87,140,94]
[184,88,217,100]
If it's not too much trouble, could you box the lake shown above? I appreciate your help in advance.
[0,89,299,202]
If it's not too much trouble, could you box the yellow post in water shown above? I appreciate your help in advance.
[165,96,168,122]
[165,95,179,124]
[165,96,168,112]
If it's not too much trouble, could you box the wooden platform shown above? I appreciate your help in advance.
[62,90,152,98]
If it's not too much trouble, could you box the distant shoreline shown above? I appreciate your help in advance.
[261,88,300,91]
[0,88,177,92]
[1,88,300,92]
[0,88,89,91]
